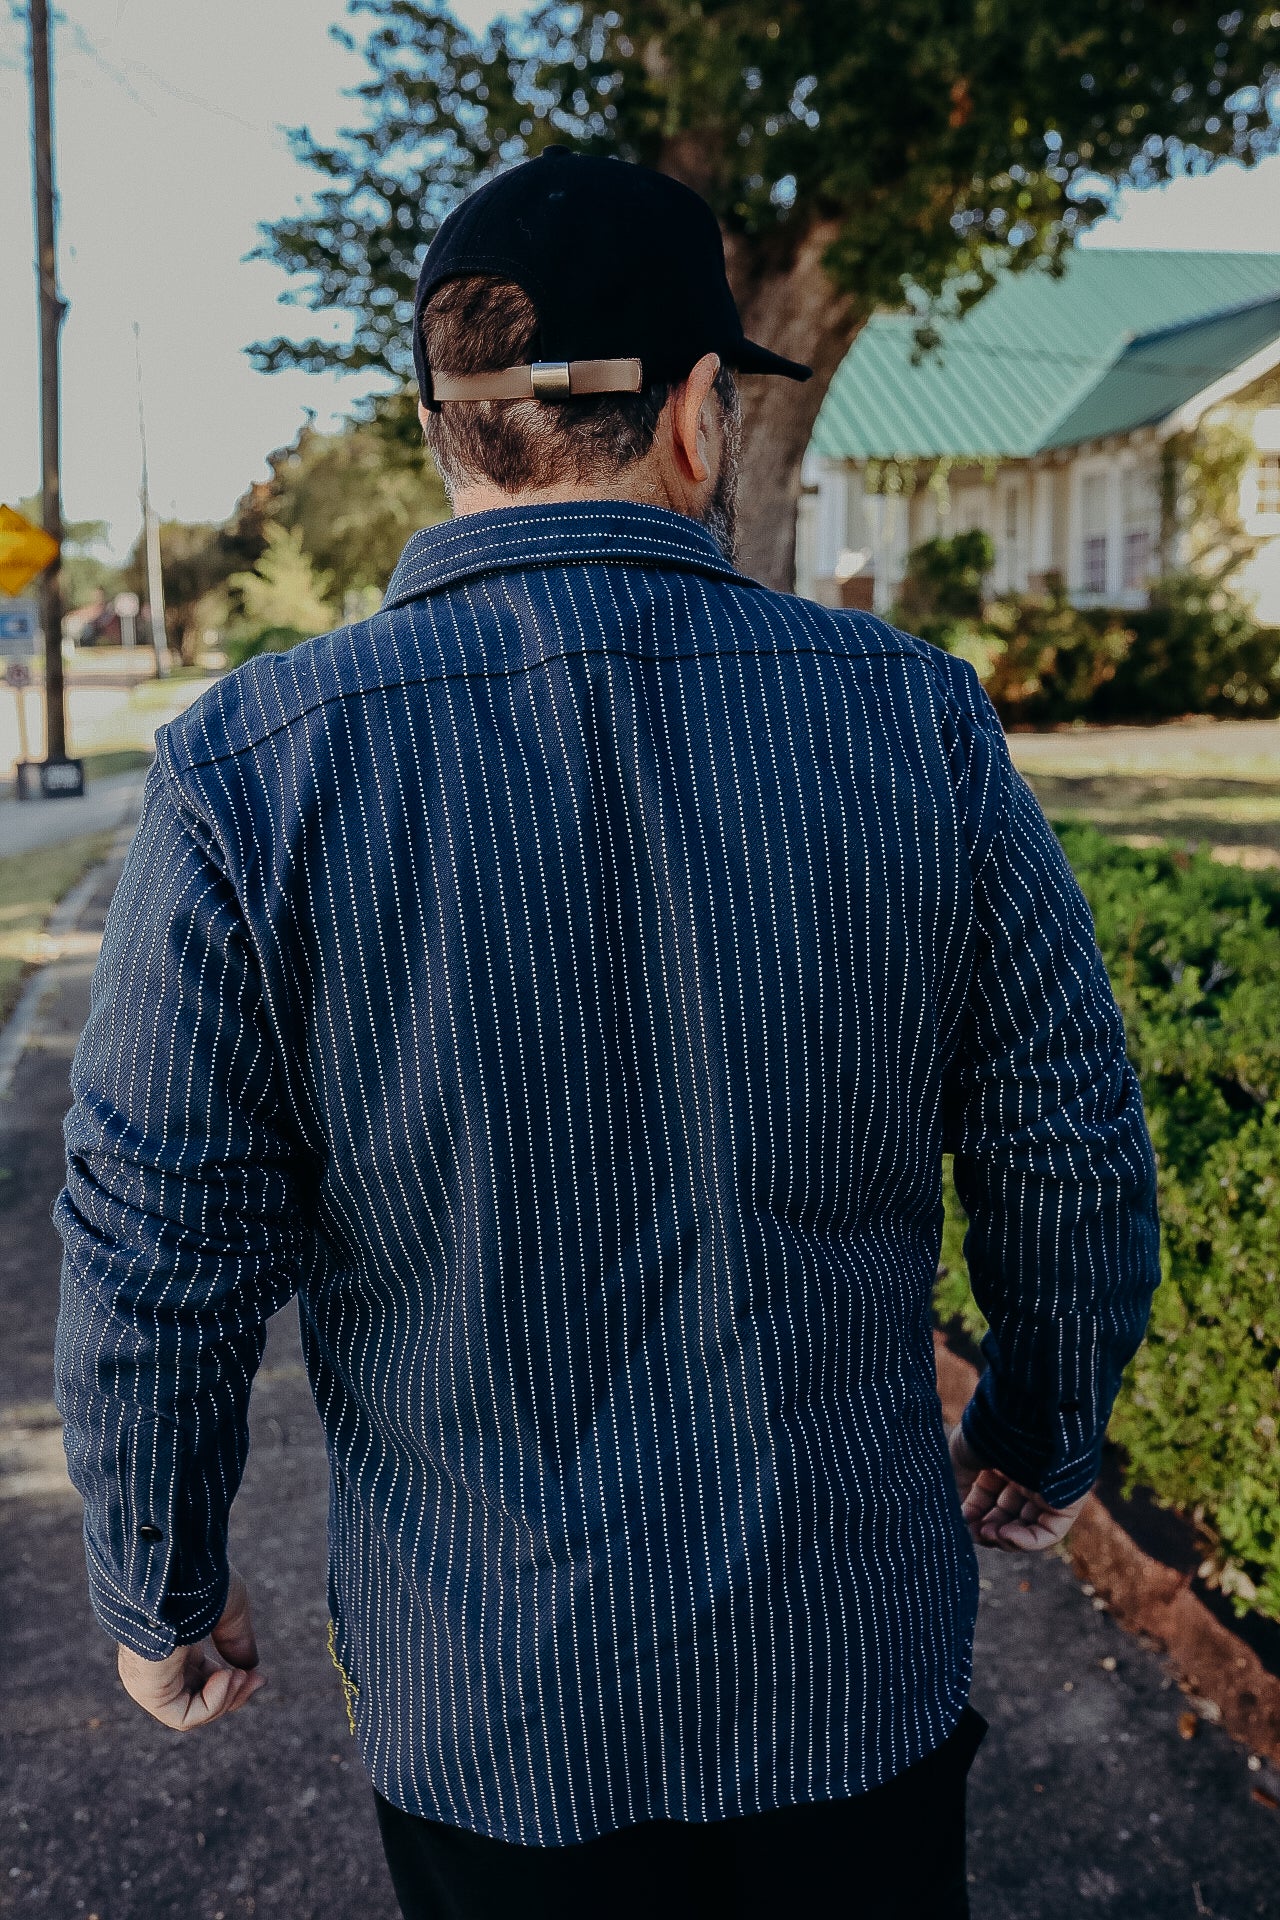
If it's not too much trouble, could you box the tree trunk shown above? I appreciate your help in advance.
[722,219,867,592]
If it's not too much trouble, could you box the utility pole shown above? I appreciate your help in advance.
[134,323,170,677]
[29,0,68,759]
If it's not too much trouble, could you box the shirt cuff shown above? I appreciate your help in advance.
[960,1375,1102,1510]
[85,1530,230,1659]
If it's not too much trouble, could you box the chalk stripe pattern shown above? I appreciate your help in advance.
[55,502,1159,1841]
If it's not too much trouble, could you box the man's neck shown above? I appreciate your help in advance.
[449,461,686,524]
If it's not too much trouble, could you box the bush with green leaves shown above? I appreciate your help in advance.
[222,625,316,670]
[893,540,1280,724]
[891,530,993,639]
[1096,574,1280,721]
[969,582,1133,723]
[936,826,1280,1619]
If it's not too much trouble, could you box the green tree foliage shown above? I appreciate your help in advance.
[113,409,448,664]
[249,1,1280,584]
[225,525,338,663]
[121,520,248,662]
[937,828,1280,1621]
[268,405,449,598]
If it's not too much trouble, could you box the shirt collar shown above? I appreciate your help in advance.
[382,500,754,609]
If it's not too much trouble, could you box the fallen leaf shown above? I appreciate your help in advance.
[1252,1786,1279,1810]
[1179,1711,1199,1740]
[1019,1580,1031,1593]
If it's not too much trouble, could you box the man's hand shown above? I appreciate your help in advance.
[949,1423,1088,1553]
[116,1568,267,1730]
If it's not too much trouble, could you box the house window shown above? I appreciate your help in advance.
[1121,464,1156,591]
[1004,488,1020,545]
[999,484,1024,590]
[1255,454,1280,517]
[1122,529,1151,590]
[1080,472,1109,596]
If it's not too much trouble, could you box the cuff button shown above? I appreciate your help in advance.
[138,1524,163,1543]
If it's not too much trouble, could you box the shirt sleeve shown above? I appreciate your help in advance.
[54,760,305,1658]
[943,692,1161,1508]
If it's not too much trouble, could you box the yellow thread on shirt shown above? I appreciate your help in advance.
[327,1618,359,1737]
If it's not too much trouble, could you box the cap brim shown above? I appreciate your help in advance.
[731,338,812,381]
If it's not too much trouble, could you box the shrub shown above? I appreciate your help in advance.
[892,530,994,638]
[222,624,313,669]
[936,826,1280,1618]
[892,537,1280,724]
[1095,573,1280,721]
[974,580,1133,724]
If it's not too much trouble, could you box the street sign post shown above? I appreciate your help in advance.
[114,589,140,650]
[1,582,82,801]
[5,658,33,766]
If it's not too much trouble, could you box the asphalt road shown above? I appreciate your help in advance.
[2,842,1277,1920]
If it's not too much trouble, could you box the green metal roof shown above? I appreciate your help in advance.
[1044,294,1280,447]
[809,250,1280,463]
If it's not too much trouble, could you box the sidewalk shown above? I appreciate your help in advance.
[2,829,1277,1919]
[0,768,150,860]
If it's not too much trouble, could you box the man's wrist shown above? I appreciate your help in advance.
[961,1388,1100,1507]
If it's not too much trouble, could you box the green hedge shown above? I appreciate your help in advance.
[936,824,1280,1620]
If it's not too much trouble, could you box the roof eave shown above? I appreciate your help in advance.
[1158,333,1280,437]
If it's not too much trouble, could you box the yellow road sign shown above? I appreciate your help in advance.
[0,504,59,597]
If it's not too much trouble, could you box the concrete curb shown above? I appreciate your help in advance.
[934,1331,1280,1767]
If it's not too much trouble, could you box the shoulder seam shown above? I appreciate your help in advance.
[163,634,934,773]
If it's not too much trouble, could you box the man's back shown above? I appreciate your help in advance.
[57,501,1156,1843]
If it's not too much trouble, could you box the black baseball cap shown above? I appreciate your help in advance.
[412,146,812,406]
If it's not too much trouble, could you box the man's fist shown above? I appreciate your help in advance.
[116,1568,267,1730]
[949,1423,1088,1553]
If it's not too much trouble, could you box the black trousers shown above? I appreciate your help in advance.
[374,1706,987,1920]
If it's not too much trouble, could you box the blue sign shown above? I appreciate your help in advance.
[0,600,39,656]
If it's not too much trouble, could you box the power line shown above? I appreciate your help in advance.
[129,55,274,137]
[62,15,278,140]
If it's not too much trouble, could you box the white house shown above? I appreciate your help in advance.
[796,250,1280,624]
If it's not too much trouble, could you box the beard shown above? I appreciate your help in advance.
[700,385,743,567]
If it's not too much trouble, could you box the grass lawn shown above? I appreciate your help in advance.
[79,746,154,782]
[1008,719,1280,864]
[0,832,113,1029]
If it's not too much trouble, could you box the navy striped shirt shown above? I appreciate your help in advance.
[55,502,1159,1840]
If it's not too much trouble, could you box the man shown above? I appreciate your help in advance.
[56,149,1160,1918]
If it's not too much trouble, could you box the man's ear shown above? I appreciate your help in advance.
[670,354,722,485]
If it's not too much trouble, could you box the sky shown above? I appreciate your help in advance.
[4,2,1280,566]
